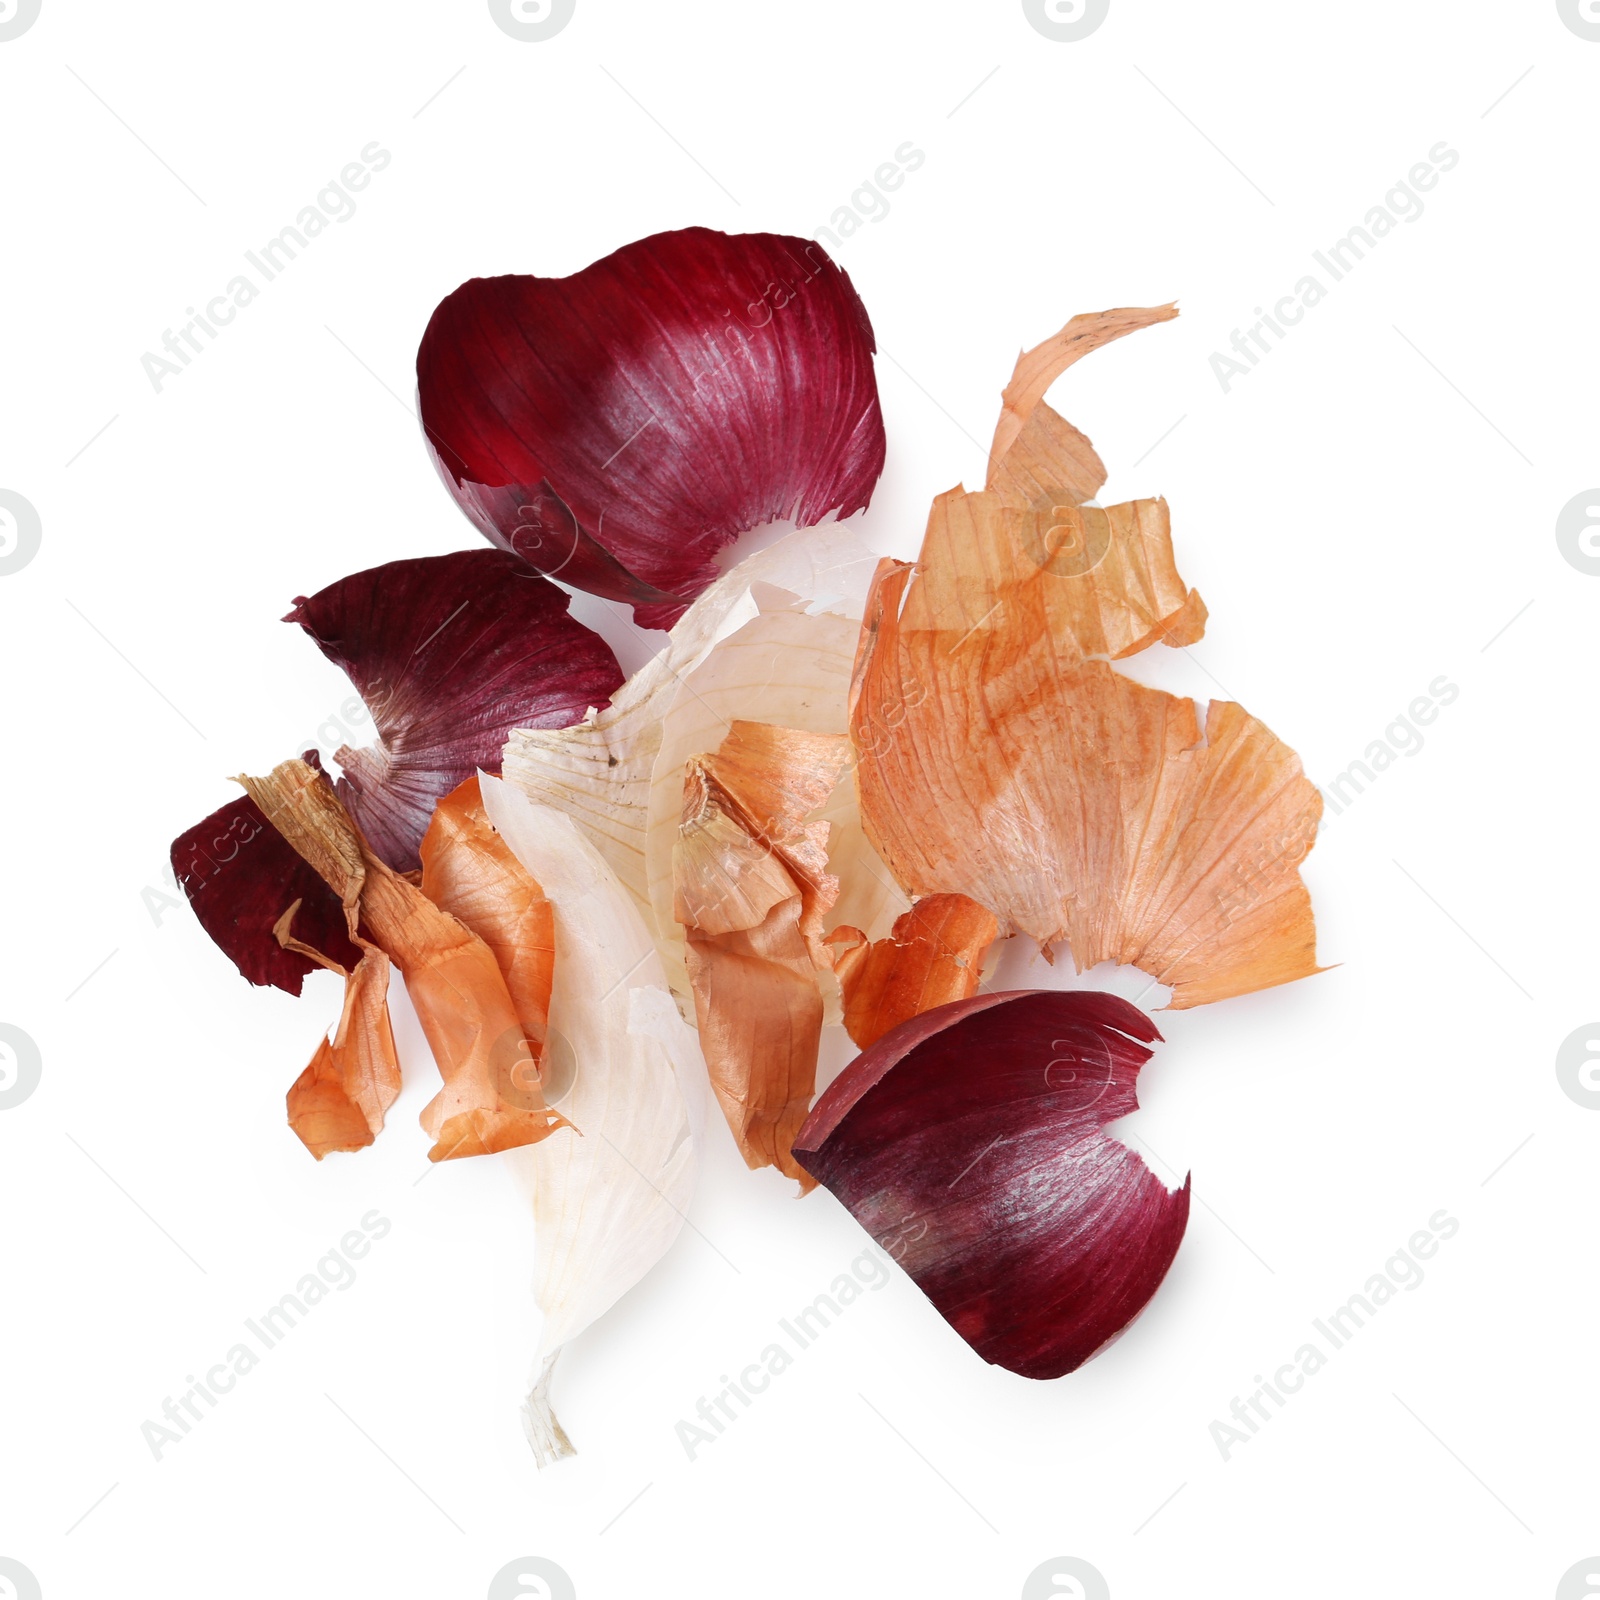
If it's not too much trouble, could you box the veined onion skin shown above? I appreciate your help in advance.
[794,989,1189,1379]
[417,227,886,629]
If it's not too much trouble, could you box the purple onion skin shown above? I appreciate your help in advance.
[795,989,1190,1379]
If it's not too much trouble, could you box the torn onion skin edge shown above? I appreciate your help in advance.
[793,989,1189,1379]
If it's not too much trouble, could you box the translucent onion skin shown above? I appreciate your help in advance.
[416,227,886,630]
[794,989,1190,1380]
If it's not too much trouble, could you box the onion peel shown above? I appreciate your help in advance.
[480,777,700,1465]
[850,306,1322,1007]
[238,757,569,1160]
[418,774,555,1060]
[286,549,623,873]
[171,789,360,996]
[794,988,1189,1379]
[674,721,850,1186]
[274,901,401,1159]
[828,894,999,1050]
[417,228,886,628]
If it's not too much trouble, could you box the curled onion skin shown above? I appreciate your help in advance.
[794,989,1189,1379]
[417,227,886,629]
[287,549,623,873]
[848,305,1321,1008]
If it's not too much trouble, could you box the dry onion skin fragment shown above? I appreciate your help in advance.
[275,903,401,1159]
[987,303,1179,490]
[828,894,999,1051]
[850,305,1322,1008]
[635,558,913,1003]
[417,227,886,628]
[480,777,700,1466]
[793,990,1189,1379]
[238,758,568,1161]
[171,788,360,995]
[501,522,886,936]
[673,721,849,1186]
[418,774,555,1061]
[286,548,623,873]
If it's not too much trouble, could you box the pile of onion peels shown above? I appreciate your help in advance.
[172,229,1322,1461]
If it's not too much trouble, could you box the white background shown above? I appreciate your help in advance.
[2,2,1596,1597]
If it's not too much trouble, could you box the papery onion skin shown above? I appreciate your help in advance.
[849,306,1321,1008]
[418,774,555,1055]
[828,893,999,1050]
[674,721,849,1185]
[282,938,400,1158]
[481,777,701,1465]
[417,227,886,629]
[171,790,360,995]
[286,548,623,873]
[239,757,570,1162]
[502,522,884,934]
[794,989,1189,1380]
